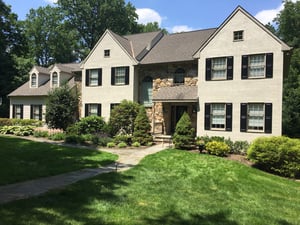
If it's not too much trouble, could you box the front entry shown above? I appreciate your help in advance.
[171,105,188,133]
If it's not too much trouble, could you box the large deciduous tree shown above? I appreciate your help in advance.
[274,0,300,137]
[57,0,139,53]
[24,5,79,66]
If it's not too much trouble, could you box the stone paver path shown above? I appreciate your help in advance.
[0,143,167,204]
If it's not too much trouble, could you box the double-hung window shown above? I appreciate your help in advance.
[205,103,232,131]
[111,67,129,85]
[173,68,185,84]
[13,104,23,119]
[85,104,101,117]
[240,103,272,133]
[206,56,233,80]
[31,73,37,88]
[85,69,102,86]
[241,53,273,79]
[31,105,42,120]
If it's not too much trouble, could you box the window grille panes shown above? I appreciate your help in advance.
[14,105,22,119]
[249,54,265,78]
[233,30,243,41]
[104,49,110,57]
[89,104,98,116]
[52,72,58,87]
[115,67,126,85]
[31,74,37,87]
[32,105,41,120]
[211,104,225,129]
[89,69,99,86]
[212,58,227,80]
[248,103,264,131]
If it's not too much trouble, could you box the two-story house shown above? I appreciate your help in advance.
[9,6,291,141]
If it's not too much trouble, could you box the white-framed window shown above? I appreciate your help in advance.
[52,72,58,88]
[205,103,232,131]
[248,54,265,78]
[248,103,264,131]
[85,104,101,117]
[211,103,226,129]
[31,105,42,120]
[86,69,102,86]
[212,57,227,80]
[31,73,37,88]
[233,30,244,41]
[13,104,23,119]
[111,67,129,85]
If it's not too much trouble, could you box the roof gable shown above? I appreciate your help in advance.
[193,6,291,57]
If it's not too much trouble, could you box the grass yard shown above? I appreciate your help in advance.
[0,150,299,225]
[0,136,117,185]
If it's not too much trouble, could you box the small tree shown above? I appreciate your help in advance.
[173,112,195,149]
[132,106,153,145]
[46,84,78,130]
[108,100,140,136]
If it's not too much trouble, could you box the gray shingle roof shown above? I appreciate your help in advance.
[153,86,198,102]
[141,28,216,64]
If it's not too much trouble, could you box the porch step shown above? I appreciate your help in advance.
[153,135,173,147]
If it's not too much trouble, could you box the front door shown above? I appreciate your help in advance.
[171,105,188,133]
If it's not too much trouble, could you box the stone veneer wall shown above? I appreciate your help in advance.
[139,63,198,134]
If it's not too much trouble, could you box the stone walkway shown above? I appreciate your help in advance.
[0,141,168,204]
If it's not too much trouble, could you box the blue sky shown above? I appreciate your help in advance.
[4,0,297,33]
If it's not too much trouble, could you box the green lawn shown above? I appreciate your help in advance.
[0,136,117,185]
[0,150,299,225]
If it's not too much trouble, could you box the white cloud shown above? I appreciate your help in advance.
[136,8,162,26]
[171,25,194,33]
[44,0,57,4]
[255,0,299,24]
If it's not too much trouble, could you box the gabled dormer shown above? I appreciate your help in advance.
[29,66,50,88]
[50,64,79,88]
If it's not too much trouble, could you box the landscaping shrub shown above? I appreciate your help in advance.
[76,116,107,135]
[65,134,85,144]
[117,142,127,148]
[247,136,300,178]
[33,130,49,138]
[0,118,42,127]
[205,141,230,157]
[132,141,141,147]
[98,137,113,147]
[173,112,195,149]
[232,141,249,155]
[114,134,132,145]
[48,132,66,141]
[0,125,35,136]
[107,142,116,148]
[132,106,153,145]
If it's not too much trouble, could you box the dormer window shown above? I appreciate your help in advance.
[52,72,58,88]
[31,73,37,88]
[233,30,244,41]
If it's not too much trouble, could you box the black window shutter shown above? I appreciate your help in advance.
[39,105,42,120]
[98,69,102,86]
[13,105,16,118]
[265,103,272,133]
[206,58,212,81]
[204,103,211,130]
[85,104,89,117]
[240,103,247,132]
[30,105,33,119]
[227,56,233,80]
[125,67,129,85]
[241,55,248,79]
[20,105,23,119]
[266,53,273,78]
[111,68,115,85]
[85,70,90,86]
[226,103,232,131]
[97,104,101,116]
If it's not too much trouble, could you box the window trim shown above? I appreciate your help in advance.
[13,104,23,119]
[30,104,42,120]
[85,104,101,117]
[31,73,37,88]
[85,68,102,86]
[206,56,233,81]
[111,66,129,86]
[205,103,232,131]
[241,53,273,79]
[233,30,244,41]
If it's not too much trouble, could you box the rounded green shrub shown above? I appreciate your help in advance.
[247,136,300,178]
[132,141,141,147]
[118,142,127,148]
[173,112,195,149]
[48,132,66,141]
[107,142,116,148]
[205,141,230,157]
